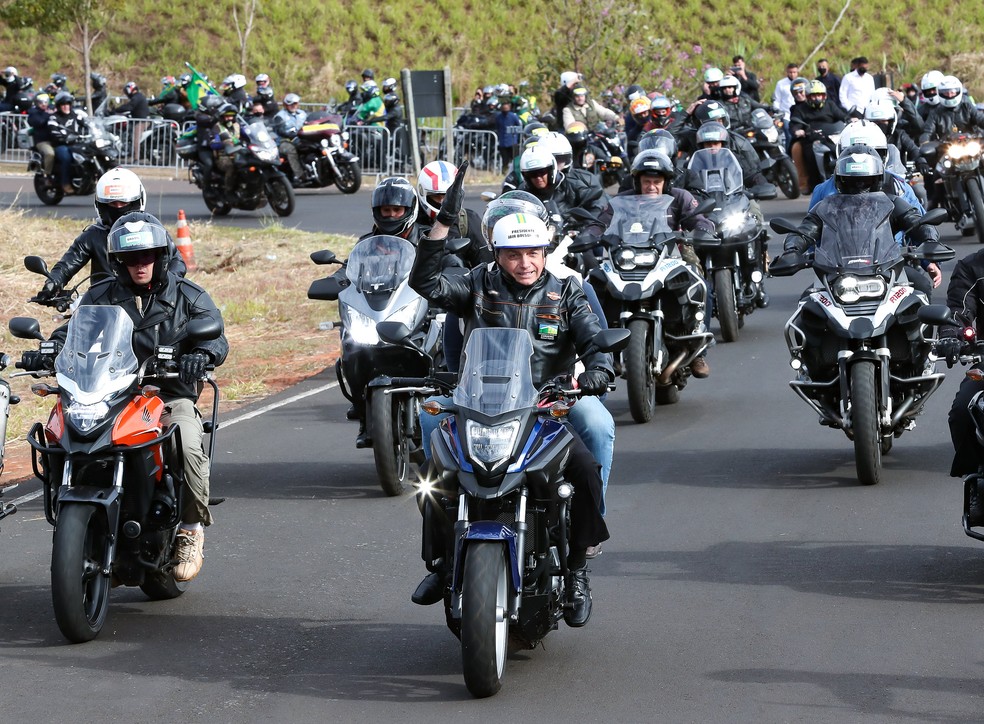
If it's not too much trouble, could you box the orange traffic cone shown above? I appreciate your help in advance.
[175,209,196,272]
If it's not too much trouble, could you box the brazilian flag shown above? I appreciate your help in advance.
[184,62,217,109]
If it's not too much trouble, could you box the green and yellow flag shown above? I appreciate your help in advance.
[184,62,217,109]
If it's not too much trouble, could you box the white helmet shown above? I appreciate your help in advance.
[538,131,574,170]
[703,67,725,84]
[560,71,579,86]
[519,145,558,189]
[491,212,550,250]
[920,70,944,105]
[870,86,899,107]
[939,75,963,108]
[416,160,458,220]
[863,98,898,136]
[838,120,888,159]
[94,167,146,226]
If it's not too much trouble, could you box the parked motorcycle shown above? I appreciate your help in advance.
[306,235,456,496]
[283,111,362,193]
[8,305,221,642]
[180,118,295,217]
[416,325,629,697]
[770,196,953,485]
[924,133,984,244]
[685,147,770,342]
[576,194,716,423]
[27,118,121,205]
[737,107,799,199]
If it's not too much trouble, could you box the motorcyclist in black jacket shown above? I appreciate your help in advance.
[47,92,89,194]
[918,75,984,145]
[89,72,108,113]
[0,66,19,112]
[28,93,56,176]
[788,80,850,188]
[516,144,609,221]
[719,75,771,130]
[35,168,186,302]
[114,81,151,118]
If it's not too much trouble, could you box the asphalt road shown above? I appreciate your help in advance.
[2,184,984,722]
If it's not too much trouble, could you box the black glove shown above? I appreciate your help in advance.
[435,159,469,227]
[66,133,79,145]
[938,337,963,368]
[19,350,46,371]
[178,351,209,384]
[577,368,611,396]
[35,279,61,302]
[782,233,809,254]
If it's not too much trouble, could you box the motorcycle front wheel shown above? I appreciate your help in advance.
[460,542,508,698]
[714,268,740,343]
[265,175,295,217]
[850,360,881,485]
[625,318,656,423]
[203,189,231,216]
[965,177,984,245]
[370,389,410,496]
[334,161,362,194]
[51,504,111,642]
[774,157,800,199]
[34,174,64,206]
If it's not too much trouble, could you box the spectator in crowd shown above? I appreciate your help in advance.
[730,55,760,101]
[840,56,876,114]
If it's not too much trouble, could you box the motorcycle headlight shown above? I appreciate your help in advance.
[763,126,779,143]
[615,247,636,270]
[465,418,520,467]
[330,134,342,147]
[95,138,111,148]
[831,275,886,304]
[321,139,330,148]
[343,307,379,345]
[719,211,747,237]
[250,145,278,162]
[65,399,110,433]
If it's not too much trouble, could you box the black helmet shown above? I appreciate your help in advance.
[696,121,730,147]
[50,73,67,89]
[371,177,419,236]
[200,93,223,113]
[255,86,274,100]
[218,102,238,119]
[631,149,675,192]
[625,84,646,101]
[638,128,678,159]
[90,72,107,89]
[694,100,730,128]
[834,145,884,195]
[53,91,74,107]
[345,80,358,95]
[383,92,400,110]
[361,68,375,80]
[18,76,34,91]
[107,212,173,290]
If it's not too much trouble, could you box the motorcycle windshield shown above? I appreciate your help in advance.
[604,194,674,247]
[453,328,538,416]
[346,235,416,295]
[813,193,899,274]
[750,108,773,130]
[687,148,745,195]
[55,305,139,405]
[245,120,277,151]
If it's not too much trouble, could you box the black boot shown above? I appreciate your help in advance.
[968,479,984,527]
[564,566,592,627]
[756,286,770,308]
[355,420,370,448]
[411,571,445,605]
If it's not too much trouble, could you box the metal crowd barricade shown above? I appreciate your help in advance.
[344,124,392,177]
[423,126,500,172]
[97,117,181,169]
[0,111,32,164]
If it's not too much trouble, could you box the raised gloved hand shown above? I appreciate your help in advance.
[35,279,61,302]
[178,351,209,384]
[937,337,963,368]
[435,160,469,227]
[577,368,611,396]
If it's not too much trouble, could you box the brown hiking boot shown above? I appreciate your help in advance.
[691,356,710,379]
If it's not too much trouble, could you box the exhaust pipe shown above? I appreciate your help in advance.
[658,350,688,385]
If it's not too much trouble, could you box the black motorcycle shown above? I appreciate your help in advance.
[685,147,773,342]
[737,108,800,199]
[283,111,362,193]
[29,118,121,205]
[183,118,295,217]
[416,326,628,697]
[922,133,984,244]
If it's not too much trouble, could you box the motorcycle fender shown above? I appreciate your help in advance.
[57,486,122,534]
[452,523,522,595]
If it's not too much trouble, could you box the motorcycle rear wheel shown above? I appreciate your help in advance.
[850,360,881,485]
[775,157,800,199]
[965,177,984,245]
[334,161,362,194]
[51,504,111,642]
[265,176,295,217]
[139,534,189,600]
[34,174,64,206]
[714,269,740,343]
[626,319,656,423]
[460,542,508,698]
[370,390,410,496]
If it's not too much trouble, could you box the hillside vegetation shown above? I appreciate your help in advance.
[2,0,984,106]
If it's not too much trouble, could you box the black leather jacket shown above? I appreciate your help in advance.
[48,222,186,289]
[943,248,984,337]
[516,171,609,221]
[919,101,984,144]
[51,272,228,402]
[409,236,613,387]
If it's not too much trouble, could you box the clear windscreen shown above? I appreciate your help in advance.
[604,194,674,246]
[687,148,745,195]
[813,193,900,274]
[453,328,538,415]
[345,235,416,295]
[55,305,138,398]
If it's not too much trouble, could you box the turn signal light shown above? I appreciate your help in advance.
[141,385,161,398]
[31,383,59,397]
[421,400,444,416]
[549,401,571,418]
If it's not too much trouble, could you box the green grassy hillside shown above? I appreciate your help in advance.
[2,0,984,105]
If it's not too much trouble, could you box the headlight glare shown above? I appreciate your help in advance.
[465,419,520,467]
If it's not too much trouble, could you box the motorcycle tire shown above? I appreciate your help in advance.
[334,161,362,194]
[203,191,231,217]
[51,504,111,643]
[139,534,189,601]
[774,157,800,200]
[265,176,295,217]
[625,319,656,423]
[34,174,64,206]
[965,177,984,245]
[714,269,740,343]
[850,360,881,486]
[370,389,410,497]
[460,542,508,698]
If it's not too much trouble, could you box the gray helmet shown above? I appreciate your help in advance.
[834,145,885,195]
[638,129,677,159]
[631,150,675,192]
[696,121,729,146]
[107,212,172,289]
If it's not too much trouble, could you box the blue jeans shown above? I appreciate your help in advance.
[420,392,615,515]
[54,145,72,185]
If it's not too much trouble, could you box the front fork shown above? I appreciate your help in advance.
[839,348,891,431]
